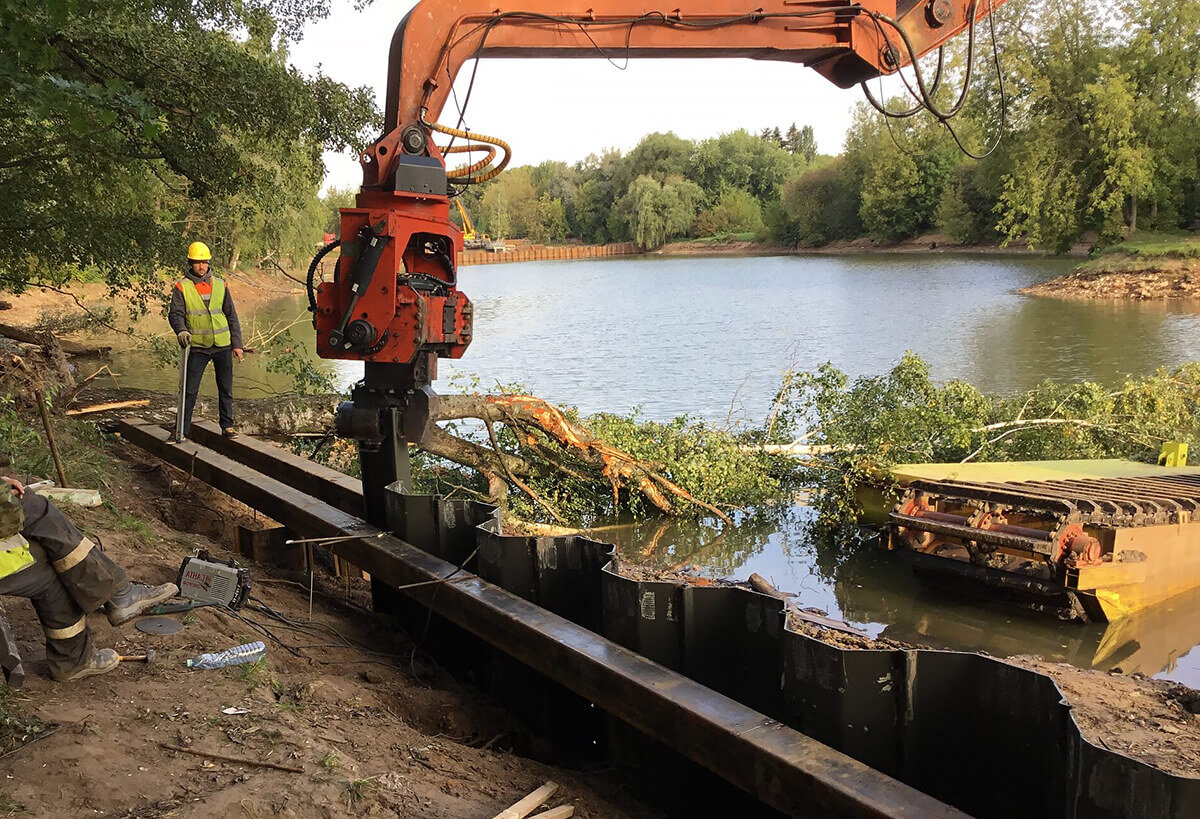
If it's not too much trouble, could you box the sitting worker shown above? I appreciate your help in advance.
[168,240,244,439]
[0,477,177,681]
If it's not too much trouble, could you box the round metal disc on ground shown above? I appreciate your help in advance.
[135,616,182,635]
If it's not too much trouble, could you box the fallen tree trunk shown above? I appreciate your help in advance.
[0,323,110,357]
[71,387,738,525]
[423,394,732,523]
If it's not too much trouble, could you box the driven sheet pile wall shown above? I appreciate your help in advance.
[121,421,1200,818]
[388,486,1200,819]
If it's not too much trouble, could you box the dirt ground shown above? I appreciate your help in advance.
[0,269,305,328]
[1013,657,1200,778]
[0,444,660,819]
[1021,256,1200,300]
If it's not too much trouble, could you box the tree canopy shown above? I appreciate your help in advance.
[0,0,378,294]
[464,0,1198,252]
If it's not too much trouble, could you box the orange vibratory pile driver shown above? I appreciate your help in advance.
[310,0,1009,524]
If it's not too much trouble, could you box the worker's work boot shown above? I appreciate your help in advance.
[221,428,238,439]
[105,581,179,626]
[53,648,119,682]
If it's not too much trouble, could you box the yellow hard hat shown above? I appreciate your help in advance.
[187,241,212,262]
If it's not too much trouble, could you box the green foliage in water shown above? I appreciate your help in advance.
[780,352,1200,532]
[303,386,803,527]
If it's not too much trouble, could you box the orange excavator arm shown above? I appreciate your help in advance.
[313,0,1007,519]
[363,0,1000,187]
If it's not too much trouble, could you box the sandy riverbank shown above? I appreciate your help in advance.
[1022,255,1200,300]
[0,424,659,818]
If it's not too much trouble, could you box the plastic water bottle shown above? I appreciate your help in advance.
[186,641,266,670]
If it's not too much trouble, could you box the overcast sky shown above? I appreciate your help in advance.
[287,1,895,192]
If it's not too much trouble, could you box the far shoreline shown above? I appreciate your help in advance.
[652,232,1089,259]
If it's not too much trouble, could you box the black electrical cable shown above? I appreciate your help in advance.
[862,47,947,120]
[306,239,340,315]
[858,0,1007,158]
[943,0,1007,160]
[870,2,980,121]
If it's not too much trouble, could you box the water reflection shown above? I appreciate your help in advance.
[968,296,1200,394]
[617,504,1200,687]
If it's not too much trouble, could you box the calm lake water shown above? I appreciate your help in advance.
[103,252,1200,685]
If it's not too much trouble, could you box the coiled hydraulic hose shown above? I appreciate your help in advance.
[444,143,497,179]
[420,110,511,184]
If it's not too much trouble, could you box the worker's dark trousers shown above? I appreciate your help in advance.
[20,492,126,613]
[183,347,234,434]
[0,540,93,679]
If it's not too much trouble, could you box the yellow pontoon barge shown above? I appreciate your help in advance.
[872,458,1200,622]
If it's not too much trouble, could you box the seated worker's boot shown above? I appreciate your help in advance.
[106,581,179,626]
[53,648,119,682]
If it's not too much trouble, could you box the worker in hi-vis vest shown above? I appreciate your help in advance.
[168,241,244,438]
[0,476,177,681]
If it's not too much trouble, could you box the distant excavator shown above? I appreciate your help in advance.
[307,0,1010,524]
[453,198,491,250]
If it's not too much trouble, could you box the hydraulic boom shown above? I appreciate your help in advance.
[311,0,1009,522]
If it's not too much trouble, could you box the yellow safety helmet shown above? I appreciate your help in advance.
[187,241,212,262]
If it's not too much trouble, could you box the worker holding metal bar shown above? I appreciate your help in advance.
[0,477,177,681]
[168,241,244,439]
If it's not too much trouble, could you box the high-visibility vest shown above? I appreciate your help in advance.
[178,277,232,348]
[0,533,35,580]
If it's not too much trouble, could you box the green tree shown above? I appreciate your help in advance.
[1081,65,1154,239]
[479,168,540,238]
[0,0,377,296]
[781,159,860,245]
[571,150,624,242]
[617,132,694,189]
[694,187,764,237]
[860,147,926,240]
[785,124,818,164]
[529,161,578,228]
[530,195,568,243]
[618,175,702,249]
[690,130,799,204]
[1116,0,1200,230]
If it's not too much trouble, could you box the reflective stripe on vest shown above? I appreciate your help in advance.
[178,277,231,348]
[0,533,35,580]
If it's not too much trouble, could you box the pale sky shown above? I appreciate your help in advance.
[288,1,901,192]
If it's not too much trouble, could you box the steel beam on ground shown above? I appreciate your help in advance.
[118,417,965,819]
[188,421,363,516]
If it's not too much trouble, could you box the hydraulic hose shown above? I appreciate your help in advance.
[306,239,341,317]
[420,111,511,183]
[444,142,498,179]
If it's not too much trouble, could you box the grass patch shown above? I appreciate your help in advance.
[237,658,269,688]
[681,231,759,245]
[1094,231,1200,259]
[0,399,125,492]
[111,512,155,541]
[0,688,48,757]
[321,750,343,770]
[0,795,30,815]
[344,777,378,808]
